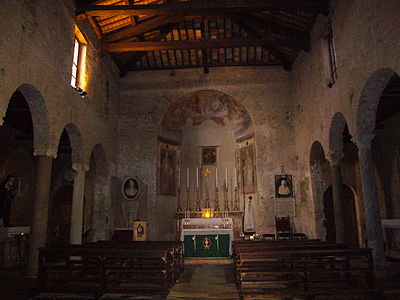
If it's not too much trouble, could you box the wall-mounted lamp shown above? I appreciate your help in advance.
[74,86,87,97]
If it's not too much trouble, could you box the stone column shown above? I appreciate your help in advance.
[69,163,88,244]
[28,154,54,276]
[354,134,386,268]
[327,152,345,243]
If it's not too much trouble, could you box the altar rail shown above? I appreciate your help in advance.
[233,240,382,299]
[35,241,183,298]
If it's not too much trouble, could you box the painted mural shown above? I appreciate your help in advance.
[158,142,179,196]
[161,90,253,140]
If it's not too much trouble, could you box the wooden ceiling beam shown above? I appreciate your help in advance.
[77,0,330,17]
[105,14,183,42]
[104,39,301,52]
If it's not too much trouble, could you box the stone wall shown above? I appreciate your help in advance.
[291,0,400,238]
[0,0,119,240]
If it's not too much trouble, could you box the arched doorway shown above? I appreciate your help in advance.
[323,186,335,242]
[323,184,359,246]
[47,185,73,246]
[309,141,331,239]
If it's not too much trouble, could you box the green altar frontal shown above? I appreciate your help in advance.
[184,234,230,257]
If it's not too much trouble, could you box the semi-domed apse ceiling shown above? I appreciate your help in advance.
[161,90,253,142]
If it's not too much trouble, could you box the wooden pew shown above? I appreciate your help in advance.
[232,241,382,299]
[36,242,183,298]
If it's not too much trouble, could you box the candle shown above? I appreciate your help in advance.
[187,168,189,188]
[196,167,199,188]
[215,167,218,186]
[234,169,237,187]
[225,168,228,187]
[178,169,181,188]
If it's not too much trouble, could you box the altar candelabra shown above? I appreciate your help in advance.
[185,187,191,211]
[224,186,230,211]
[195,187,201,211]
[176,187,182,212]
[214,187,220,211]
[233,185,240,211]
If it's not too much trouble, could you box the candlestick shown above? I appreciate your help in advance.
[225,168,228,187]
[224,185,230,211]
[215,167,218,186]
[195,187,201,211]
[185,187,191,211]
[187,168,189,188]
[215,187,220,211]
[233,186,239,211]
[203,168,211,208]
[196,167,199,188]
[178,169,181,188]
[176,187,182,212]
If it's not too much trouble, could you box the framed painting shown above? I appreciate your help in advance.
[275,175,294,198]
[201,146,218,165]
[122,177,140,201]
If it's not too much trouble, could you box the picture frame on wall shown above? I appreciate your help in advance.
[275,175,294,198]
[201,146,218,165]
[122,177,140,201]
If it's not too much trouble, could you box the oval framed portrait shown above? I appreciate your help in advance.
[122,177,140,201]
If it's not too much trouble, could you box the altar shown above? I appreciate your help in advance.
[180,218,234,257]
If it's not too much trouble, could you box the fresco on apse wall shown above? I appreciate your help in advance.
[161,90,254,140]
[158,143,179,196]
[240,143,256,194]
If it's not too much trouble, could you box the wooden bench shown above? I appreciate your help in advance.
[233,241,380,299]
[36,242,183,298]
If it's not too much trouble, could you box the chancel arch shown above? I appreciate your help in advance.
[156,90,255,240]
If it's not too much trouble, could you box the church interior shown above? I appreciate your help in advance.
[0,0,400,299]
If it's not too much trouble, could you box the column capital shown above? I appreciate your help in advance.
[72,162,89,172]
[326,151,344,167]
[33,148,58,158]
[352,133,375,150]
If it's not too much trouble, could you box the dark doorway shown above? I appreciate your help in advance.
[48,185,73,246]
[323,184,359,245]
[323,186,336,242]
[343,185,359,247]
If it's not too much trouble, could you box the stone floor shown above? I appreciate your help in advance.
[166,263,240,300]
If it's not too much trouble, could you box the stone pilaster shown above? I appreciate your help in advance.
[28,154,54,276]
[69,163,89,245]
[327,151,345,243]
[354,133,386,268]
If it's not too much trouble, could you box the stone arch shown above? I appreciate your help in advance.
[328,112,348,159]
[13,84,51,155]
[62,123,84,164]
[357,68,398,134]
[309,141,330,239]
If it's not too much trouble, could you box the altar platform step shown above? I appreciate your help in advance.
[184,257,233,265]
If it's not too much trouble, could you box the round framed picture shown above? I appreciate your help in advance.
[122,177,140,201]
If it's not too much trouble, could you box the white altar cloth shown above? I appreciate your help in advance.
[180,218,234,255]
